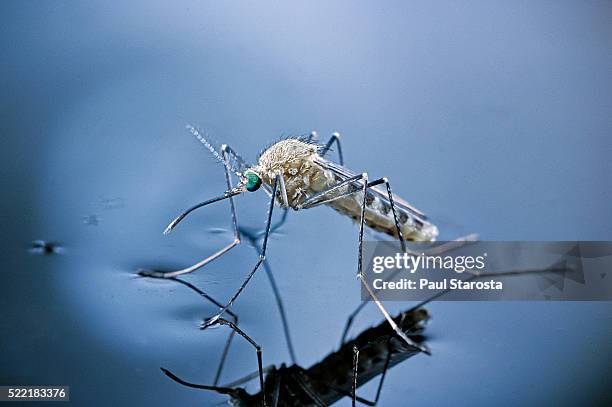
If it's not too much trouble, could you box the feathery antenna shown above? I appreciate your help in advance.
[186,124,243,176]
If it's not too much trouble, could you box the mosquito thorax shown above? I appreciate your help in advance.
[257,139,318,175]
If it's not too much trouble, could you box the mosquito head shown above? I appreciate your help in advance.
[242,169,262,192]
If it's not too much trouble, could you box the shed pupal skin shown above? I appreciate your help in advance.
[246,139,439,242]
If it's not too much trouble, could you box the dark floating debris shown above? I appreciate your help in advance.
[29,240,63,255]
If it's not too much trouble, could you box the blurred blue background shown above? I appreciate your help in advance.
[1,1,611,405]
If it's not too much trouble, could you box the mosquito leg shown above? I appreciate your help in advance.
[201,175,279,329]
[167,277,238,385]
[321,340,391,406]
[234,206,295,363]
[268,207,289,236]
[214,327,236,386]
[296,175,425,351]
[301,173,431,351]
[159,318,265,405]
[307,176,406,251]
[383,180,406,252]
[252,200,288,240]
[297,175,406,346]
[300,176,392,210]
[339,302,367,346]
[298,173,366,210]
[352,345,359,407]
[371,338,393,405]
[357,174,430,354]
[160,367,244,397]
[301,175,467,255]
[278,171,289,208]
[340,207,476,344]
[241,228,297,364]
[261,255,297,364]
[215,318,267,407]
[297,174,433,352]
[320,132,344,165]
[138,147,241,278]
[240,226,296,363]
[337,177,406,344]
[358,274,429,353]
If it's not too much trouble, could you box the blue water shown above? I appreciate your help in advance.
[1,1,611,406]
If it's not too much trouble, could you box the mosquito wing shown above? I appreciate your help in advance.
[313,156,429,221]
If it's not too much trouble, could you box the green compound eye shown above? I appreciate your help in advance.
[244,171,262,192]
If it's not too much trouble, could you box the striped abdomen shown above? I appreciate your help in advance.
[326,190,439,242]
[307,163,438,242]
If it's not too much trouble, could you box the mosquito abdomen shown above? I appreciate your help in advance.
[324,189,439,242]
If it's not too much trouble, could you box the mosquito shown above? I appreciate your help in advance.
[137,125,471,404]
[139,125,441,340]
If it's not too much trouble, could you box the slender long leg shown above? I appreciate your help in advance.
[278,172,289,207]
[160,367,242,396]
[160,318,266,406]
[340,236,477,344]
[268,207,289,236]
[295,174,425,351]
[338,234,477,345]
[169,277,238,385]
[321,340,392,406]
[320,132,344,165]
[241,227,297,364]
[339,302,367,346]
[382,181,406,252]
[371,338,393,405]
[214,330,236,386]
[352,345,359,407]
[358,276,429,353]
[297,173,366,210]
[301,177,406,252]
[356,174,429,353]
[215,318,267,407]
[202,175,279,329]
[138,147,241,278]
[296,175,398,336]
[297,173,473,353]
[301,172,429,351]
[218,208,297,364]
[261,257,297,364]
